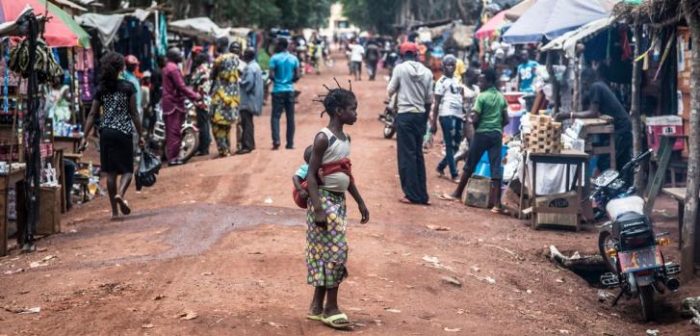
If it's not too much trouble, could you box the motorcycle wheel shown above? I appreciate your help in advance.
[180,128,199,163]
[598,230,618,273]
[639,285,655,322]
[383,125,396,139]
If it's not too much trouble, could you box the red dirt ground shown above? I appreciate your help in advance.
[0,55,697,336]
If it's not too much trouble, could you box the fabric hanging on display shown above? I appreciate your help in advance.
[620,27,632,60]
[80,48,93,101]
[3,40,9,114]
[158,13,168,56]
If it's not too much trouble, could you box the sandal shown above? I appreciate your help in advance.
[438,193,459,202]
[307,313,323,321]
[115,196,131,215]
[322,313,351,329]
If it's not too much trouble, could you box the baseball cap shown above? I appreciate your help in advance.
[399,42,419,55]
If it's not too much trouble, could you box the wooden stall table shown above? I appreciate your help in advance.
[0,166,26,256]
[575,117,616,170]
[54,135,82,154]
[521,150,589,231]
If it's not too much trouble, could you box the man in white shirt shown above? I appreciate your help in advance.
[349,39,365,81]
[430,55,464,182]
[387,42,434,205]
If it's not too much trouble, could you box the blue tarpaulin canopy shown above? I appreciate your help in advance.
[502,0,617,44]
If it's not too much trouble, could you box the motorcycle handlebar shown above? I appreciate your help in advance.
[621,149,653,172]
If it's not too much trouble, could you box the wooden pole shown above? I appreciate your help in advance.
[630,23,645,191]
[681,0,700,280]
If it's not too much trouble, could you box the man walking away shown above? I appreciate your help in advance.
[237,48,264,155]
[161,48,201,166]
[269,38,300,150]
[387,42,434,205]
[349,39,365,81]
[430,55,464,183]
[442,69,507,213]
[365,42,381,81]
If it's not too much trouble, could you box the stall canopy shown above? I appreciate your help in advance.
[505,0,536,21]
[0,0,90,48]
[76,13,124,46]
[502,0,617,44]
[170,17,226,40]
[540,16,614,58]
[475,11,508,40]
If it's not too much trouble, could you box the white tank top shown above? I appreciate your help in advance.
[319,127,351,193]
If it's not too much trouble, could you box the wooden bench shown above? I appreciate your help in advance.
[661,187,700,249]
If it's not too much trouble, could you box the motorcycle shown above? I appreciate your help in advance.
[378,95,397,139]
[593,150,680,321]
[591,149,652,220]
[148,99,201,163]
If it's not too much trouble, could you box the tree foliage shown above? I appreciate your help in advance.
[217,0,334,29]
[124,0,332,30]
[341,0,479,34]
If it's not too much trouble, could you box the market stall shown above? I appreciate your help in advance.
[1,2,91,254]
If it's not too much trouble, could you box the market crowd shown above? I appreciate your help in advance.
[77,31,333,218]
[353,34,632,213]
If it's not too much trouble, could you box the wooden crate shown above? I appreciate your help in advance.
[37,186,61,235]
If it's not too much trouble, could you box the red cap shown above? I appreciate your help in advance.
[125,55,139,65]
[399,42,419,55]
[192,46,204,53]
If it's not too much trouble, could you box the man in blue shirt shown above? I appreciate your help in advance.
[123,55,142,120]
[269,38,301,150]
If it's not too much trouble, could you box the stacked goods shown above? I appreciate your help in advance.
[524,114,562,154]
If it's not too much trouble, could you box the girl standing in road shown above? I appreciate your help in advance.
[81,52,143,219]
[305,86,369,330]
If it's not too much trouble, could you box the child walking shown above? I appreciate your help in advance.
[305,85,369,329]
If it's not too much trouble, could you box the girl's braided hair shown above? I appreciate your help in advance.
[313,78,356,118]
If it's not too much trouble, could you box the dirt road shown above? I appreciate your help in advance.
[0,56,696,335]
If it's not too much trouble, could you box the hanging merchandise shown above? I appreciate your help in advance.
[654,33,675,81]
[9,38,63,82]
[3,40,9,114]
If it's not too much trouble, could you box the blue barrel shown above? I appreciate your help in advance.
[473,145,508,178]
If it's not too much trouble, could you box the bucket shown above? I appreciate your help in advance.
[474,145,508,178]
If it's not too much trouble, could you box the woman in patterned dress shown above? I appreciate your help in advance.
[80,52,143,219]
[190,52,212,156]
[209,39,241,157]
[305,87,369,329]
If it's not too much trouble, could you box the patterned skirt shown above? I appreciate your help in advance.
[306,189,348,288]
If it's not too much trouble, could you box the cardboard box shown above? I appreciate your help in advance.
[534,191,579,229]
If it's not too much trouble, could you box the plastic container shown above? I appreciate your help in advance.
[646,115,685,151]
[474,145,508,178]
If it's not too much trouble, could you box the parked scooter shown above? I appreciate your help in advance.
[378,95,397,139]
[148,100,200,163]
[592,149,680,321]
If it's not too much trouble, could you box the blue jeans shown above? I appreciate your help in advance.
[437,115,463,178]
[271,91,295,148]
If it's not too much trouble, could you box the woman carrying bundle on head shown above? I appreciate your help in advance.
[304,81,369,330]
